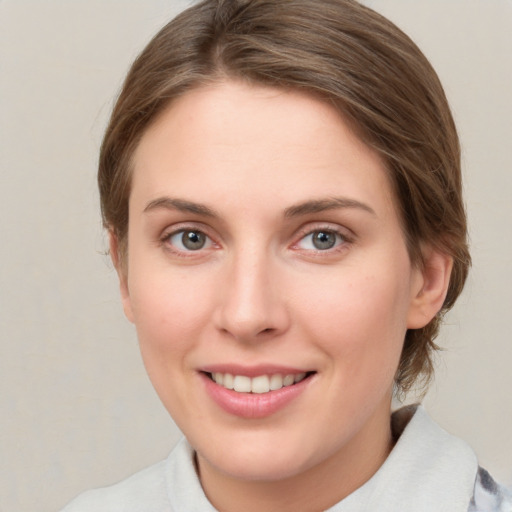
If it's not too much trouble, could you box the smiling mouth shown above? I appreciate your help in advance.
[205,371,316,394]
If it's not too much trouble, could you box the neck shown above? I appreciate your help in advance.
[197,411,394,512]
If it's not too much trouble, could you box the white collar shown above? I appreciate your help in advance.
[328,405,478,511]
[165,405,478,511]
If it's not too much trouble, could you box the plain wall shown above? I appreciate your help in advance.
[0,1,510,511]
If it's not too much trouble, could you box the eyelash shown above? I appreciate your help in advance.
[159,225,217,257]
[159,224,353,257]
[292,225,352,255]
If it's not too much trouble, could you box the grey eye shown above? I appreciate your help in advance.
[297,230,344,251]
[182,230,206,250]
[312,231,337,250]
[169,230,211,251]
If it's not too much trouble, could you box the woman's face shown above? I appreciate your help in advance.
[119,81,430,488]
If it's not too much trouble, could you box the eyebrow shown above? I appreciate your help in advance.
[143,196,376,219]
[284,197,376,218]
[143,197,218,217]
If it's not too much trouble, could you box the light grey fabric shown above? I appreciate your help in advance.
[469,467,512,512]
[60,459,173,512]
[60,406,511,511]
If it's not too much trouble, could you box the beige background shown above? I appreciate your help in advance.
[0,1,510,511]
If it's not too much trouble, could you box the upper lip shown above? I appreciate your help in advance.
[199,364,314,378]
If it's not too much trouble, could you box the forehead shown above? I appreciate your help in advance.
[130,80,396,219]
[135,81,373,162]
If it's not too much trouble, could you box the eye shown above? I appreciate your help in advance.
[296,229,346,251]
[166,229,213,251]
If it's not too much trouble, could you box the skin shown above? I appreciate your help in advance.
[112,80,452,512]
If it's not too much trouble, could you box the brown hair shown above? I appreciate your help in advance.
[99,0,470,395]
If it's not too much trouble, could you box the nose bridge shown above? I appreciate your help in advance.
[216,242,288,341]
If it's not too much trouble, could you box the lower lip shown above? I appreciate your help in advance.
[200,373,313,419]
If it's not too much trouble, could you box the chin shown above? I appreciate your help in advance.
[194,426,331,483]
[203,450,313,482]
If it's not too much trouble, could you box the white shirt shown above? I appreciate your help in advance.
[61,405,511,511]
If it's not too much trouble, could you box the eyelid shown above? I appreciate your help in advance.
[159,222,220,255]
[169,230,214,251]
[290,223,354,252]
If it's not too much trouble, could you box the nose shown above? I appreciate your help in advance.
[213,246,290,343]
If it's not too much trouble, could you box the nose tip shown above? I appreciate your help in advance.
[219,314,281,342]
[216,290,287,342]
[214,258,289,343]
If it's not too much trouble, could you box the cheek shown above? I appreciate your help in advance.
[126,269,217,414]
[297,266,411,376]
[127,267,215,357]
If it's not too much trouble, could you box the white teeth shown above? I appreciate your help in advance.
[294,372,306,383]
[211,372,309,394]
[269,374,283,391]
[233,375,252,392]
[283,374,295,386]
[223,373,234,389]
[251,375,270,394]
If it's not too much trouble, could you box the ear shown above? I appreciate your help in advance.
[407,247,453,329]
[109,231,134,323]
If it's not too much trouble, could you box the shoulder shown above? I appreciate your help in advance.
[469,466,512,512]
[59,437,214,512]
[393,405,512,512]
[387,406,512,512]
[59,458,171,512]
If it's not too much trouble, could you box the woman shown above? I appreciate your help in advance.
[62,0,511,510]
